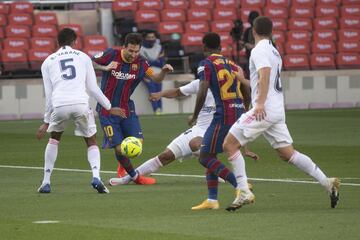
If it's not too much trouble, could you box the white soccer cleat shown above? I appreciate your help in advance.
[327,178,340,208]
[108,176,131,186]
[226,189,255,212]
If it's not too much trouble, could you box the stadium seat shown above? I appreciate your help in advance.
[181,32,204,54]
[315,5,339,18]
[28,48,52,70]
[5,25,30,38]
[73,37,83,50]
[285,41,310,55]
[290,7,314,18]
[266,0,289,7]
[241,0,264,8]
[341,5,360,17]
[220,44,232,58]
[139,0,162,10]
[218,32,232,45]
[312,29,337,42]
[135,10,160,30]
[10,1,33,14]
[215,0,238,8]
[211,20,233,33]
[338,40,360,53]
[338,29,360,41]
[264,7,288,19]
[190,0,214,9]
[239,7,262,22]
[30,37,56,50]
[292,0,315,7]
[83,35,108,50]
[161,9,186,22]
[158,21,184,41]
[163,0,187,9]
[187,9,212,21]
[8,13,33,26]
[310,54,336,70]
[275,42,284,55]
[313,17,338,30]
[35,12,58,26]
[0,27,4,40]
[342,0,360,5]
[1,49,29,72]
[339,17,360,29]
[0,3,9,14]
[185,21,209,33]
[112,0,138,20]
[272,31,286,44]
[0,14,7,27]
[32,25,57,38]
[271,18,287,31]
[288,18,312,31]
[337,53,360,69]
[59,24,83,36]
[317,0,339,5]
[3,38,29,50]
[287,31,311,42]
[311,41,336,54]
[283,54,310,70]
[213,8,237,21]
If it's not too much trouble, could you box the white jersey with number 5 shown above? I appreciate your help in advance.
[249,39,285,121]
[41,46,111,123]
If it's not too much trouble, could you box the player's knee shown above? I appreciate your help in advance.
[189,137,202,152]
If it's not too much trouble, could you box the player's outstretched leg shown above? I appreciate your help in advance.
[226,189,255,212]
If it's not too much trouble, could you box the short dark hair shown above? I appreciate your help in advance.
[124,33,142,47]
[248,11,259,25]
[202,32,221,50]
[57,28,77,47]
[253,16,273,37]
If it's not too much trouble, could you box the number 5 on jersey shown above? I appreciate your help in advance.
[60,58,76,80]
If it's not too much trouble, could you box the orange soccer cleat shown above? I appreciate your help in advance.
[117,163,126,178]
[134,175,156,185]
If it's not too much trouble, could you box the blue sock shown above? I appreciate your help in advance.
[200,156,237,188]
[206,170,218,200]
[116,154,137,178]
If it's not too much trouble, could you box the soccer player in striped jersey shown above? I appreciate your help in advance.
[189,32,251,210]
[92,33,173,185]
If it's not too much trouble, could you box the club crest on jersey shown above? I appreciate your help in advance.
[131,64,138,71]
[111,70,136,80]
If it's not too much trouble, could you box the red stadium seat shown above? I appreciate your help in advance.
[338,29,360,41]
[135,10,160,22]
[0,3,9,14]
[275,42,284,55]
[220,43,232,58]
[215,0,238,8]
[5,25,30,38]
[185,21,209,33]
[272,31,286,44]
[190,0,214,9]
[59,24,83,36]
[83,35,108,50]
[288,18,312,31]
[317,0,339,5]
[163,0,188,9]
[239,7,262,22]
[341,5,360,17]
[1,49,29,72]
[342,0,360,5]
[32,25,58,38]
[340,17,360,29]
[211,20,233,33]
[112,0,138,19]
[8,14,33,26]
[218,32,232,44]
[10,1,33,14]
[28,48,52,70]
[312,29,337,42]
[139,0,162,10]
[0,27,4,39]
[187,9,211,21]
[271,18,287,31]
[313,17,338,30]
[290,7,314,18]
[213,8,237,21]
[73,37,83,50]
[266,0,289,7]
[0,14,7,27]
[315,5,339,18]
[287,31,311,42]
[285,41,310,54]
[181,32,204,54]
[35,12,58,26]
[264,7,288,19]
[311,40,336,54]
[292,0,315,7]
[30,37,56,50]
[336,53,360,69]
[161,9,186,22]
[158,21,184,34]
[283,54,310,70]
[310,54,336,70]
[241,0,264,8]
[3,38,29,50]
[338,40,360,53]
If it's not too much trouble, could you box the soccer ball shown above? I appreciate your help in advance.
[120,136,142,158]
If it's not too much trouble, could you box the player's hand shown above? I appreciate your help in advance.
[106,61,118,71]
[149,92,162,101]
[162,64,174,73]
[109,107,126,118]
[253,104,266,121]
[36,123,49,140]
[243,146,260,161]
[188,115,196,126]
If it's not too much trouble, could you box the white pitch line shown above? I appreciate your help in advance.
[33,220,59,224]
[1,164,360,187]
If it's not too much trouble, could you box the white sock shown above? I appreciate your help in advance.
[136,156,163,176]
[42,138,59,185]
[228,150,249,191]
[87,145,101,179]
[289,151,328,187]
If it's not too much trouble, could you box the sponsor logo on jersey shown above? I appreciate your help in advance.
[111,70,136,80]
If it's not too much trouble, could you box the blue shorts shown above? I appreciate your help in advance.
[99,113,143,149]
[201,119,231,154]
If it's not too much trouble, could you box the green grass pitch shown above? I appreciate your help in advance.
[0,109,359,240]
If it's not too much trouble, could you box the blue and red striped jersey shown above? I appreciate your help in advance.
[198,54,245,125]
[92,48,154,117]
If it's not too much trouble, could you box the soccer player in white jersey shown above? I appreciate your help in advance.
[108,79,258,186]
[36,28,125,194]
[222,16,340,211]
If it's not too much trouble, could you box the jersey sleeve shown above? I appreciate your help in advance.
[252,48,271,71]
[144,60,155,78]
[92,48,115,66]
[41,60,53,123]
[197,60,211,83]
[179,79,199,96]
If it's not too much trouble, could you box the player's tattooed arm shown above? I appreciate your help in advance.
[149,88,183,101]
[92,61,118,72]
[189,80,208,126]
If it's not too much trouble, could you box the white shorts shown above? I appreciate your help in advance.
[229,110,293,149]
[47,104,97,138]
[167,125,206,160]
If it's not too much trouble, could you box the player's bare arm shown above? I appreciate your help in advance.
[36,123,49,140]
[189,80,209,126]
[149,88,183,101]
[92,61,118,72]
[254,67,271,121]
[109,108,127,118]
[236,68,250,88]
[151,64,174,83]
